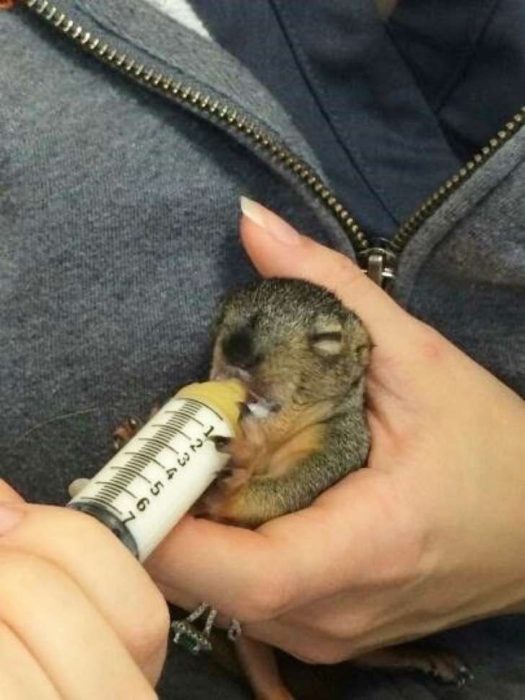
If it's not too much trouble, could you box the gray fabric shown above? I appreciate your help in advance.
[80,0,331,194]
[0,1,352,505]
[395,126,525,394]
[0,1,524,699]
[81,0,299,143]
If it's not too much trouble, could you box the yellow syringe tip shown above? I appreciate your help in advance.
[174,379,246,431]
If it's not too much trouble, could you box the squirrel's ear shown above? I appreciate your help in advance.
[309,314,343,356]
[352,322,372,367]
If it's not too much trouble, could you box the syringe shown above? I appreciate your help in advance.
[68,380,245,561]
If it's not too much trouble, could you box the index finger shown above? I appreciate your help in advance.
[146,468,393,623]
[146,515,293,622]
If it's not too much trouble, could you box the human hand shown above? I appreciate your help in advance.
[0,479,169,698]
[146,200,525,664]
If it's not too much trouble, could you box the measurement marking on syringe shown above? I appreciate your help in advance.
[152,426,189,443]
[95,480,136,499]
[138,436,180,453]
[165,413,198,431]
[151,423,191,440]
[111,470,145,490]
[165,412,193,426]
[81,495,123,516]
[148,456,167,470]
[165,409,204,426]
[102,469,138,488]
[110,465,152,484]
[181,398,226,422]
[135,441,177,460]
[123,451,163,471]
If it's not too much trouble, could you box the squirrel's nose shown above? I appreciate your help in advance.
[222,327,260,370]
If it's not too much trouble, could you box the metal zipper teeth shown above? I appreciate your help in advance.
[390,106,525,254]
[19,1,525,275]
[22,0,370,254]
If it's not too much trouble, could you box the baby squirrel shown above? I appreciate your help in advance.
[113,278,469,700]
[198,277,371,527]
[194,278,371,700]
[195,278,469,700]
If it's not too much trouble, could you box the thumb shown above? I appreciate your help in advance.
[0,480,26,504]
[239,197,417,348]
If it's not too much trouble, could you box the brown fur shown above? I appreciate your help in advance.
[200,403,329,524]
[195,279,372,697]
[199,279,371,530]
[114,279,468,698]
[195,279,468,699]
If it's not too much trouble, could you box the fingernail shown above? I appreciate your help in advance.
[0,503,23,534]
[240,197,301,245]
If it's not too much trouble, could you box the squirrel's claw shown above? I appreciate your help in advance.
[112,416,141,450]
[209,434,232,452]
[238,401,253,420]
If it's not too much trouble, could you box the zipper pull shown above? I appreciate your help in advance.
[358,240,397,289]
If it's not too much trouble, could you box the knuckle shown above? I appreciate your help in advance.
[0,549,64,614]
[123,591,170,664]
[0,548,52,590]
[412,323,449,363]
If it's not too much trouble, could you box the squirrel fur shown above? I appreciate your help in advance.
[199,278,371,527]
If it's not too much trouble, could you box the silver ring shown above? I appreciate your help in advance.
[172,602,242,655]
[227,617,242,641]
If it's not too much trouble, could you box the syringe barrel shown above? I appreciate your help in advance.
[68,380,245,561]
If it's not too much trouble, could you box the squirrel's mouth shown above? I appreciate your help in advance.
[244,389,281,419]
[211,364,281,418]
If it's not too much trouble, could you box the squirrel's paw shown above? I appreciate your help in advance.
[195,476,275,528]
[195,489,246,524]
[219,465,252,492]
[112,403,160,451]
[209,435,232,452]
[194,461,252,520]
[356,645,473,687]
[192,490,233,522]
[112,417,141,450]
[211,418,270,471]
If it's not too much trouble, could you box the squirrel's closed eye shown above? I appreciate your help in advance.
[310,315,344,356]
[310,331,343,356]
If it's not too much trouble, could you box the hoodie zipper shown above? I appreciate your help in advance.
[357,106,524,284]
[20,0,525,289]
